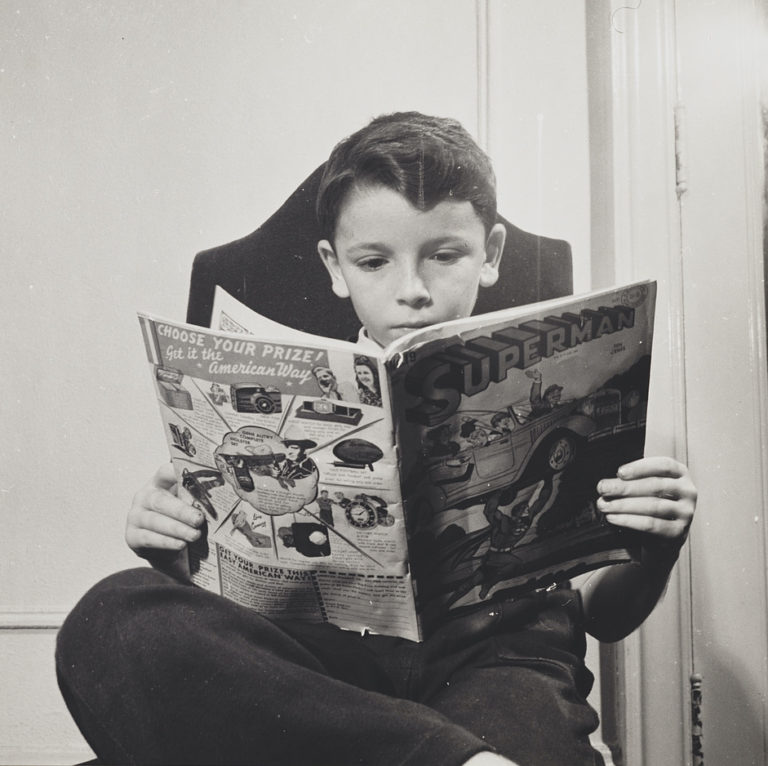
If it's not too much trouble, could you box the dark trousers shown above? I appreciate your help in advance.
[55,568,604,766]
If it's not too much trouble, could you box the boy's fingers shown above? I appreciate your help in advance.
[597,476,688,500]
[603,512,688,539]
[127,528,188,553]
[145,487,204,527]
[597,457,697,544]
[596,495,686,519]
[133,506,202,541]
[615,456,688,480]
[152,462,179,490]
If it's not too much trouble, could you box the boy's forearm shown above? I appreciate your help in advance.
[579,544,681,642]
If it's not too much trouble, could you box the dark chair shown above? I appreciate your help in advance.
[186,164,573,332]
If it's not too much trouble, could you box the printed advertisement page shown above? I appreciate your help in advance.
[138,307,420,640]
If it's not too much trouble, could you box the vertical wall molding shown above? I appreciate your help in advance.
[587,1,617,289]
[674,0,768,762]
[737,2,768,650]
[587,0,693,763]
[475,0,490,152]
[597,0,768,763]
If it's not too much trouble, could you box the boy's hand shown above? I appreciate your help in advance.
[596,456,697,558]
[126,463,204,560]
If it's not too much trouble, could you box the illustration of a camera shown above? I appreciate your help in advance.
[230,383,282,414]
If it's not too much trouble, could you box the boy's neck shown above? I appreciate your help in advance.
[355,327,384,352]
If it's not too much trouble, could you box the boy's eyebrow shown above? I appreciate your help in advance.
[419,236,473,250]
[344,235,473,256]
[345,241,394,255]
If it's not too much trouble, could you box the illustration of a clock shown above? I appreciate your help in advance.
[345,500,378,529]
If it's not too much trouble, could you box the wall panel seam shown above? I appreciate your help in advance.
[0,610,67,629]
[475,0,490,151]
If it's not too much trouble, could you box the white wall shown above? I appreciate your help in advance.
[674,1,768,763]
[584,2,768,764]
[489,0,591,285]
[1,2,591,762]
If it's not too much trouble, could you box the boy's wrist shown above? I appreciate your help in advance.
[145,548,192,582]
[639,534,686,569]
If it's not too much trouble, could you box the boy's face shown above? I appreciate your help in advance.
[318,184,505,347]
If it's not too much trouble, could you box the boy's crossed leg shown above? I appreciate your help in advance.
[56,568,602,766]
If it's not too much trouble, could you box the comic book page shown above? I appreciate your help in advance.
[385,281,656,633]
[140,280,655,640]
[137,309,420,641]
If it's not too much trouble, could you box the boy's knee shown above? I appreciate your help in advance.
[56,567,180,672]
[56,568,185,762]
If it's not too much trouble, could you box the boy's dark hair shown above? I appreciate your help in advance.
[316,111,497,242]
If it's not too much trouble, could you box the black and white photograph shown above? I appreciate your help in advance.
[2,1,766,764]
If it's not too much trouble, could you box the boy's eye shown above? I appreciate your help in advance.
[431,250,463,263]
[356,256,388,271]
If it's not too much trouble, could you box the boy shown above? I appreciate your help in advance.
[57,113,696,766]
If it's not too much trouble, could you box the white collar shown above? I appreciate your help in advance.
[355,327,384,353]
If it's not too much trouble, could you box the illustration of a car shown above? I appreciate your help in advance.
[230,383,282,414]
[424,389,621,511]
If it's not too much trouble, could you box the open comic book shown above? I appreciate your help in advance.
[138,279,656,641]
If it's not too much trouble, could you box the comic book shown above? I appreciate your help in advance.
[138,279,656,641]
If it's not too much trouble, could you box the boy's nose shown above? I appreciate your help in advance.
[396,265,431,307]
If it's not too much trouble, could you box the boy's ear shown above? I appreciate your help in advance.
[479,222,506,288]
[317,240,351,299]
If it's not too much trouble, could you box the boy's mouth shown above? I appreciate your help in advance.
[394,321,432,331]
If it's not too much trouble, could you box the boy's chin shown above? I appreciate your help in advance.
[376,326,421,346]
[370,322,446,347]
